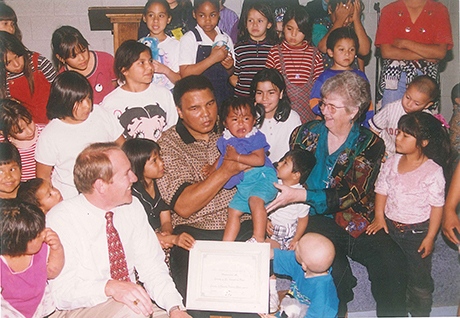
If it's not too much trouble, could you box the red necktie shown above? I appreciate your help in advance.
[105,211,130,282]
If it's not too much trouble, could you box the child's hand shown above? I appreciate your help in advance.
[44,228,63,251]
[365,217,388,235]
[202,163,214,178]
[158,232,174,249]
[221,54,234,70]
[210,45,228,64]
[173,232,196,250]
[418,237,434,258]
[288,237,299,251]
[152,59,169,75]
[224,145,239,162]
[266,220,274,236]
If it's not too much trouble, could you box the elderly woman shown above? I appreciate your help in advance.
[267,71,407,317]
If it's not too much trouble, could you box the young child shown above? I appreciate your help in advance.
[266,149,315,251]
[230,1,277,97]
[138,0,196,41]
[0,142,21,200]
[375,0,452,110]
[207,97,278,243]
[17,178,63,214]
[122,138,195,251]
[179,0,235,107]
[0,31,56,124]
[0,201,64,318]
[218,0,239,44]
[368,75,438,158]
[265,5,324,123]
[52,25,117,105]
[250,68,301,162]
[368,112,451,317]
[271,233,339,318]
[0,3,22,40]
[312,0,370,71]
[0,99,44,181]
[101,40,177,141]
[36,71,123,200]
[142,0,181,90]
[310,27,373,126]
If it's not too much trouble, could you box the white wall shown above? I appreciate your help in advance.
[6,0,459,119]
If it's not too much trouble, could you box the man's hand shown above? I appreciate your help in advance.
[173,232,196,250]
[105,280,153,316]
[170,309,192,317]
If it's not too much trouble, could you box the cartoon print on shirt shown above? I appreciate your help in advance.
[118,103,167,141]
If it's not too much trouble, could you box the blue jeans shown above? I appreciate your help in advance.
[386,218,434,317]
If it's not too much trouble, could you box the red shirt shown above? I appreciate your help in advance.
[375,0,453,50]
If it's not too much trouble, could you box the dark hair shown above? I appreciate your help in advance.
[250,68,291,122]
[219,96,264,132]
[398,112,451,170]
[0,200,45,256]
[143,0,171,16]
[0,141,21,168]
[17,178,45,208]
[237,1,278,44]
[408,75,440,102]
[452,83,460,106]
[173,75,214,109]
[194,0,219,11]
[114,40,152,83]
[0,31,33,98]
[326,27,359,52]
[281,148,316,184]
[282,5,311,43]
[0,99,33,140]
[119,104,167,139]
[46,71,93,120]
[122,138,160,187]
[328,0,364,14]
[51,26,90,70]
[0,3,21,40]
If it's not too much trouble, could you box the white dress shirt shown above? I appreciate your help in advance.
[46,194,183,311]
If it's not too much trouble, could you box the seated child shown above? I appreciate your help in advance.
[179,0,235,107]
[272,233,339,318]
[101,40,177,141]
[368,75,438,158]
[0,142,21,200]
[310,27,372,126]
[36,71,124,200]
[0,99,44,181]
[204,97,278,243]
[122,138,195,253]
[1,201,64,318]
[266,149,315,251]
[17,178,63,214]
[52,26,117,105]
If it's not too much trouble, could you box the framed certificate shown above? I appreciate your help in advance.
[186,240,270,314]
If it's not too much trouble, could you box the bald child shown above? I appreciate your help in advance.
[271,233,339,318]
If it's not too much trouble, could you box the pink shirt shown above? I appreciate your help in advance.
[375,154,445,224]
[1,243,48,318]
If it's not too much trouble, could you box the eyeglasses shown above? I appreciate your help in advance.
[318,101,347,114]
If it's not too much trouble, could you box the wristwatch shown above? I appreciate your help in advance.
[168,304,186,316]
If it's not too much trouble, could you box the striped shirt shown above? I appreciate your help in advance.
[0,124,44,181]
[265,40,323,86]
[6,53,56,98]
[233,39,274,97]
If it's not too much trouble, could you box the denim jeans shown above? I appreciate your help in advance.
[387,218,434,317]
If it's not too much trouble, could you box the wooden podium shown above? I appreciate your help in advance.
[88,7,143,52]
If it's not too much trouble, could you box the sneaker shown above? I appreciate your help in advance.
[246,237,258,243]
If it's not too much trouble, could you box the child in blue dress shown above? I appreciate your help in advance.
[203,97,278,242]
